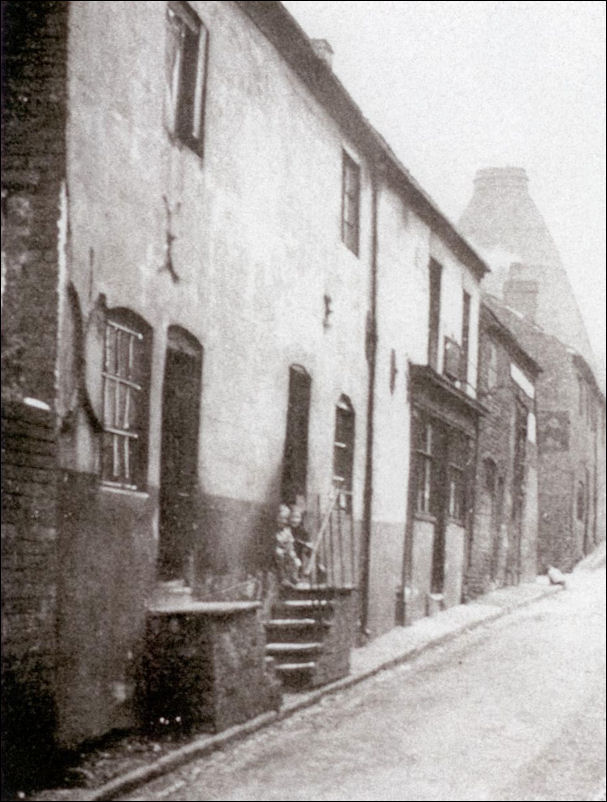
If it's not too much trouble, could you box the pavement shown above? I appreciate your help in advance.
[26,571,572,802]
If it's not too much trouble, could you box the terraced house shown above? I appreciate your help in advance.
[4,0,555,786]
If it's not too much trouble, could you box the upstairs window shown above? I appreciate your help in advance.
[166,1,209,156]
[341,151,360,255]
[427,260,442,370]
[486,341,498,390]
[102,311,152,489]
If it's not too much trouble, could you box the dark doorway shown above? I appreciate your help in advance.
[509,401,527,583]
[158,327,203,582]
[281,365,311,506]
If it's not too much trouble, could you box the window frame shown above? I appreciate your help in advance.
[427,259,442,370]
[447,432,468,523]
[333,395,355,513]
[101,310,151,491]
[341,151,360,256]
[166,0,209,157]
[414,414,434,516]
[486,340,499,390]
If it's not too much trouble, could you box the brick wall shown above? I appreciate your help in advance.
[1,401,60,793]
[1,0,68,407]
[467,318,538,597]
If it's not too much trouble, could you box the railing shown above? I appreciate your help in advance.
[303,490,358,588]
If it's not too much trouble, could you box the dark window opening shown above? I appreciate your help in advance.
[166,1,209,156]
[443,337,462,383]
[333,395,355,512]
[281,365,311,506]
[512,401,527,522]
[341,151,360,255]
[484,457,497,493]
[447,431,468,522]
[486,341,498,390]
[576,481,585,522]
[428,259,442,369]
[101,310,152,489]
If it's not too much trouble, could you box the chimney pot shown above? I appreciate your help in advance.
[473,167,528,190]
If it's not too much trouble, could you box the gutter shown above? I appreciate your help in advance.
[360,160,381,638]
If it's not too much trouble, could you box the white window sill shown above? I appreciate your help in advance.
[100,483,149,499]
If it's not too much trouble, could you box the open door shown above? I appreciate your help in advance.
[281,365,311,506]
[158,327,203,582]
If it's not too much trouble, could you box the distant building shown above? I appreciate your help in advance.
[481,296,605,573]
[459,167,596,371]
[467,301,541,597]
[459,168,606,572]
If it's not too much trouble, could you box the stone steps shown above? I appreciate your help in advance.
[265,588,337,690]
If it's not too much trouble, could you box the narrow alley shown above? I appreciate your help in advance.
[117,565,606,802]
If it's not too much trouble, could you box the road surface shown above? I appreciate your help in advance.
[119,566,606,801]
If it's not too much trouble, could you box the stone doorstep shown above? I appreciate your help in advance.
[31,581,564,802]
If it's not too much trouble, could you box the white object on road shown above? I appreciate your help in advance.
[547,566,567,587]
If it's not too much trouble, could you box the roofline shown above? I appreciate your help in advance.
[481,302,542,378]
[571,352,605,402]
[236,1,490,280]
[483,294,605,399]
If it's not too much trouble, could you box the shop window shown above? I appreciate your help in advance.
[101,310,152,489]
[166,1,209,156]
[341,151,360,255]
[333,395,355,512]
[447,432,468,521]
[414,413,434,515]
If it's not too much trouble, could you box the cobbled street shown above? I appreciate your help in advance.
[118,566,605,802]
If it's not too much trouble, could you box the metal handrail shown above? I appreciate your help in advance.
[302,489,340,579]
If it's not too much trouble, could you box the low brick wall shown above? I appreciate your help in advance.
[312,588,358,687]
[143,602,281,734]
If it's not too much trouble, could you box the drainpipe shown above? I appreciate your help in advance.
[360,158,381,639]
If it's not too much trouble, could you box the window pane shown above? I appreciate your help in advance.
[104,325,116,374]
[103,378,116,427]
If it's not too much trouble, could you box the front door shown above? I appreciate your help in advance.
[158,328,203,582]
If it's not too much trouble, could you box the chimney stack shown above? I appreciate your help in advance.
[311,39,334,69]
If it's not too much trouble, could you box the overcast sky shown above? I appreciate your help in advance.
[283,0,606,376]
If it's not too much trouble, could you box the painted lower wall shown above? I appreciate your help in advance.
[366,520,405,637]
[444,522,466,609]
[56,472,158,747]
[406,518,435,623]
